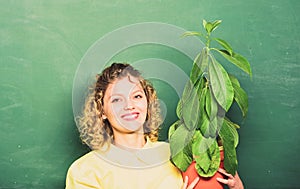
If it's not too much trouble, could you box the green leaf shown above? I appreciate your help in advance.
[208,116,219,138]
[169,123,194,171]
[176,78,194,119]
[192,131,220,177]
[198,111,210,138]
[203,19,221,34]
[228,74,240,87]
[219,119,238,175]
[233,83,248,117]
[215,49,252,77]
[176,99,182,119]
[226,117,240,129]
[168,120,180,139]
[201,114,224,139]
[214,38,233,56]
[211,20,222,32]
[171,138,193,172]
[202,19,207,30]
[224,117,240,147]
[190,47,209,84]
[182,31,202,38]
[171,151,192,172]
[181,78,203,131]
[197,84,210,137]
[229,75,248,117]
[203,20,213,34]
[205,89,218,121]
[208,54,234,111]
[233,52,252,77]
[169,122,194,156]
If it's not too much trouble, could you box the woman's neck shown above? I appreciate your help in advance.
[113,132,146,150]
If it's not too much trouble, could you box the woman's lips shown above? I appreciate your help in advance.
[121,112,139,120]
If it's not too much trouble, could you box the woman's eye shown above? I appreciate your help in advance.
[111,98,121,103]
[134,94,143,99]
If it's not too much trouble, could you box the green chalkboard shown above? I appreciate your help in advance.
[0,0,299,188]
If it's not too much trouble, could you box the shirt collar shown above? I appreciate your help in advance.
[94,138,170,168]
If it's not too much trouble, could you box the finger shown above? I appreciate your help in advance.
[217,177,236,188]
[216,177,229,185]
[218,168,234,179]
[187,177,200,189]
[181,176,188,189]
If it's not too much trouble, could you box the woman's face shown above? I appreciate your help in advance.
[102,75,148,134]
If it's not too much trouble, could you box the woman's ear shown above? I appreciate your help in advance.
[102,114,107,120]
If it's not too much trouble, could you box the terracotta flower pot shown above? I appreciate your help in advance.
[182,150,224,189]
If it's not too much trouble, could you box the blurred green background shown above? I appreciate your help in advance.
[0,0,299,188]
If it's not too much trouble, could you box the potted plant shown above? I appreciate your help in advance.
[168,19,252,188]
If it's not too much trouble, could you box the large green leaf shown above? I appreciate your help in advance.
[171,139,193,172]
[214,38,233,56]
[176,78,197,119]
[229,75,248,117]
[233,83,248,117]
[204,89,220,138]
[190,47,209,84]
[181,79,202,131]
[233,52,252,77]
[224,117,239,147]
[205,88,218,121]
[228,74,240,87]
[208,54,234,111]
[177,59,206,129]
[198,111,210,138]
[176,99,182,119]
[168,120,180,139]
[197,84,210,137]
[219,119,238,175]
[208,116,220,138]
[215,49,252,77]
[192,131,220,177]
[169,123,194,171]
[169,122,188,156]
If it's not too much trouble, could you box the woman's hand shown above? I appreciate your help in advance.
[181,176,199,189]
[216,168,244,189]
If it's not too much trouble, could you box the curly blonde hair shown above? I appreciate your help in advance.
[77,63,162,150]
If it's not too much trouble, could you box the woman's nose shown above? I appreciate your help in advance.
[124,99,134,110]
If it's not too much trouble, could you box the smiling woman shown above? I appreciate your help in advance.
[76,63,162,151]
[65,63,186,189]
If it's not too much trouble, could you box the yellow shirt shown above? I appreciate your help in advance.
[65,140,183,189]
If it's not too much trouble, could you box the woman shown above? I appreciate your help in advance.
[66,63,243,189]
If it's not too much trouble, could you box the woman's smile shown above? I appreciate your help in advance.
[121,112,140,121]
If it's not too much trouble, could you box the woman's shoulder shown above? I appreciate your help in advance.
[65,151,110,187]
[68,151,95,169]
[67,150,107,175]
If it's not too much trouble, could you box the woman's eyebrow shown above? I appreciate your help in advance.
[131,88,145,95]
[110,93,123,97]
[106,93,123,100]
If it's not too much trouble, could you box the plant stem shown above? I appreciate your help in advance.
[206,33,211,48]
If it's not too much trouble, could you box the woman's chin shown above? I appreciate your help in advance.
[122,122,144,133]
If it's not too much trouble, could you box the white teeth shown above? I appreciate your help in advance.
[123,114,138,119]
